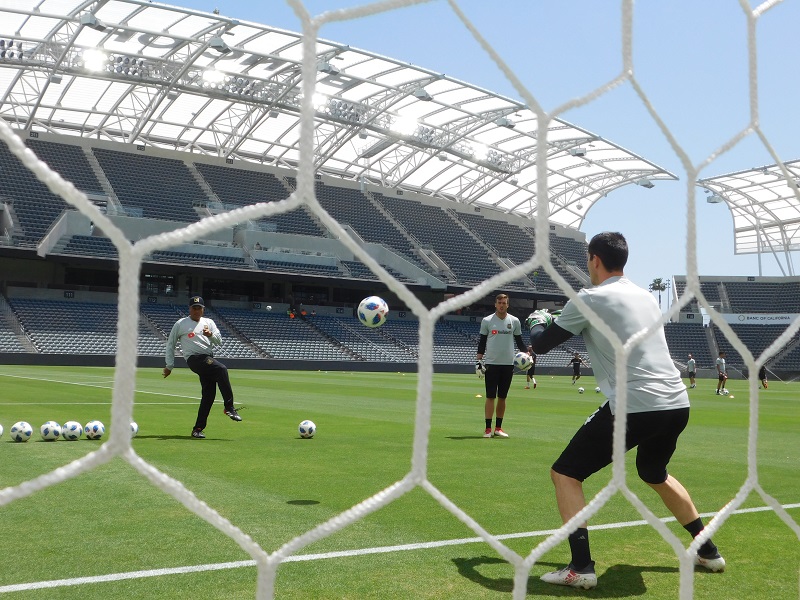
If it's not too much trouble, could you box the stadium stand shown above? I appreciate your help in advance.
[0,139,102,247]
[664,323,715,368]
[92,148,203,223]
[194,162,325,237]
[724,280,800,313]
[312,314,413,362]
[374,193,502,286]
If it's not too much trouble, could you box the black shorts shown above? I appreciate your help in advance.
[528,364,536,376]
[485,364,514,399]
[718,373,727,382]
[552,402,690,484]
[687,371,695,378]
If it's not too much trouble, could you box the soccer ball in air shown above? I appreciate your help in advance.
[357,296,389,328]
[513,351,533,371]
[40,421,62,441]
[10,421,33,442]
[84,420,105,440]
[578,387,585,394]
[130,421,139,438]
[62,421,83,441]
[298,420,316,439]
[595,386,602,394]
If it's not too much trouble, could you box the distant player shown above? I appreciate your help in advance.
[525,351,537,389]
[758,364,768,389]
[475,294,529,438]
[687,354,696,389]
[715,351,727,395]
[163,296,243,439]
[568,351,588,385]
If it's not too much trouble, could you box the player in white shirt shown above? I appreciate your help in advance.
[715,351,728,395]
[163,296,242,439]
[687,354,697,388]
[529,232,724,589]
[476,294,529,438]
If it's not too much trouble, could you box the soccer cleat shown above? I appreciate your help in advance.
[690,384,696,388]
[493,428,509,438]
[695,551,726,572]
[524,385,530,389]
[191,429,205,439]
[540,562,597,589]
[224,406,242,421]
[715,390,721,395]
[483,428,493,438]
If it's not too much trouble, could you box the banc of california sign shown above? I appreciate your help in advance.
[723,314,800,324]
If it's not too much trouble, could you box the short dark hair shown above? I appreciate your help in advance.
[588,231,628,272]
[495,294,509,302]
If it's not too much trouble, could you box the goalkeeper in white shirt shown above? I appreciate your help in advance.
[528,232,725,590]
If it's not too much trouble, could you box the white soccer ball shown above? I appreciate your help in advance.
[130,421,139,438]
[0,423,3,439]
[266,305,272,311]
[722,388,730,396]
[10,421,33,442]
[298,420,316,439]
[578,387,585,394]
[84,420,105,440]
[595,386,601,394]
[513,351,533,371]
[357,296,389,328]
[62,421,83,441]
[40,421,62,441]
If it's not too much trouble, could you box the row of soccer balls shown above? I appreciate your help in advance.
[1,420,138,442]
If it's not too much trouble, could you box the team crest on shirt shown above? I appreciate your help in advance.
[188,332,195,338]
[206,357,214,365]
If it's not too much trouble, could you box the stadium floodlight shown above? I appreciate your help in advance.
[635,177,655,189]
[80,49,108,72]
[202,69,225,86]
[80,13,109,32]
[312,93,328,110]
[494,117,515,129]
[707,194,725,204]
[413,88,433,101]
[390,116,418,136]
[472,143,490,161]
[208,36,231,54]
[569,147,587,157]
[48,74,63,84]
[269,110,279,118]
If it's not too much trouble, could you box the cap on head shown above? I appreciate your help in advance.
[190,296,205,307]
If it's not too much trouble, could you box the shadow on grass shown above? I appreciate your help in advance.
[453,555,678,596]
[287,499,320,505]
[134,435,233,442]
[445,436,492,440]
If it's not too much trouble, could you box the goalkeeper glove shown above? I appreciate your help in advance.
[525,309,553,330]
[475,360,486,379]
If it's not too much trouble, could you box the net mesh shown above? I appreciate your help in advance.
[1,1,799,598]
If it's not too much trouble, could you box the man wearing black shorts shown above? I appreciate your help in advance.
[529,232,725,589]
[568,352,588,385]
[476,294,529,438]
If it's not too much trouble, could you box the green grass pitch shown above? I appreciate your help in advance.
[0,365,798,599]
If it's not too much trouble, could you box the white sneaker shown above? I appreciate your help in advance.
[483,428,493,438]
[541,562,597,589]
[493,428,509,438]
[695,552,726,572]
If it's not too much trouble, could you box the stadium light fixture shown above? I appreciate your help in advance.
[494,117,515,129]
[318,61,340,75]
[48,74,63,84]
[413,88,433,101]
[707,194,725,204]
[569,147,587,157]
[80,49,108,72]
[208,36,231,54]
[390,116,418,136]
[80,13,109,32]
[635,177,655,189]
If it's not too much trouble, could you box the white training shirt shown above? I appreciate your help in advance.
[479,312,522,365]
[165,316,222,370]
[687,358,696,372]
[555,276,689,415]
[716,357,727,374]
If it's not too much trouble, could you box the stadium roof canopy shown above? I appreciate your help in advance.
[699,160,800,276]
[0,0,676,229]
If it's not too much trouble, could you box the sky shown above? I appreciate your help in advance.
[164,0,799,296]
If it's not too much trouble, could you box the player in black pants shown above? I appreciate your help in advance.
[163,296,242,438]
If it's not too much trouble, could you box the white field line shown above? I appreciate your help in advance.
[0,372,198,402]
[0,503,797,593]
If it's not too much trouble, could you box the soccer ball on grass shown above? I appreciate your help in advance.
[62,421,83,441]
[10,421,33,442]
[513,351,533,371]
[40,421,62,441]
[357,296,389,328]
[578,387,585,394]
[130,421,139,437]
[298,420,316,439]
[595,386,602,394]
[84,420,105,440]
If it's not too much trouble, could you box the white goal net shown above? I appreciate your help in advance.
[1,1,799,599]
